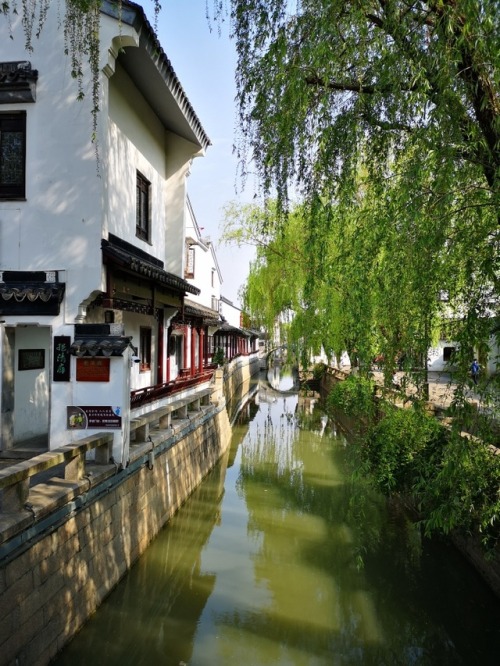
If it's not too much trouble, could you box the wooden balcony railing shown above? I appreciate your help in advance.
[130,368,215,409]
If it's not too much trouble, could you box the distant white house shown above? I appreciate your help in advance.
[214,296,260,361]
[427,293,499,375]
[220,296,242,329]
[182,196,224,366]
[184,197,223,310]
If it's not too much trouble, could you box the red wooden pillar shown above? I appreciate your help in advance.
[183,325,188,369]
[190,326,196,376]
[198,327,204,373]
[157,309,164,383]
[166,327,171,382]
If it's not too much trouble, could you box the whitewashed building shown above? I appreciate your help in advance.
[215,295,259,361]
[0,1,212,464]
[181,197,223,366]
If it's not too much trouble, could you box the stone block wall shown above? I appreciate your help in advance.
[0,407,232,666]
[223,355,261,415]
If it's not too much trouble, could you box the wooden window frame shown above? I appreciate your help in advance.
[136,171,151,242]
[139,327,152,373]
[0,111,26,200]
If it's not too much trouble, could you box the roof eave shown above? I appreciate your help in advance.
[101,0,211,151]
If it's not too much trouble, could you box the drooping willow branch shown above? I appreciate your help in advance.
[1,0,162,162]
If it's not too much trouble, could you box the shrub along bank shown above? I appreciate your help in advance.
[326,375,500,560]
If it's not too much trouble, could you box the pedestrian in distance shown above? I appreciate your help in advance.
[470,358,480,386]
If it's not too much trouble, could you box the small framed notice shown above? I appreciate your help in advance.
[76,358,110,382]
[19,349,45,371]
[67,406,122,429]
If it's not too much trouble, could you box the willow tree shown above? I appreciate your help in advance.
[223,198,369,367]
[222,200,315,364]
[214,0,499,391]
[225,176,452,396]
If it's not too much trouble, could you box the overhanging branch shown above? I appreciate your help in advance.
[304,74,416,95]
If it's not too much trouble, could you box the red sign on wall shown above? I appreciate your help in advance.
[76,358,110,382]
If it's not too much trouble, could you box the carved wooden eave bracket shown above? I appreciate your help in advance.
[0,61,38,103]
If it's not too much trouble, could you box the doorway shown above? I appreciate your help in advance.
[1,325,50,455]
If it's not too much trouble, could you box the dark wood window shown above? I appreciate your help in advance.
[443,347,455,362]
[0,112,26,199]
[139,327,152,372]
[208,335,215,354]
[136,171,150,241]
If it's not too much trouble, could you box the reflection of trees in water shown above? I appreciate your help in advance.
[231,397,476,664]
[236,401,389,563]
[55,459,228,666]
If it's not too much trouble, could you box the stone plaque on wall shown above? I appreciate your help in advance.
[18,349,45,371]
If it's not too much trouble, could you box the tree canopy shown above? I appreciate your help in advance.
[3,0,499,390]
[222,0,499,206]
[216,0,499,396]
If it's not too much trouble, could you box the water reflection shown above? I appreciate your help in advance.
[55,451,229,666]
[54,377,500,666]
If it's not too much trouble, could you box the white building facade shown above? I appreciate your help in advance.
[0,1,211,464]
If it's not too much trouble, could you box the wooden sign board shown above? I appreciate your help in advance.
[53,336,71,382]
[76,358,110,382]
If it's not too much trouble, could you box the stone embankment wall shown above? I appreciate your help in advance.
[0,392,236,665]
[223,355,261,416]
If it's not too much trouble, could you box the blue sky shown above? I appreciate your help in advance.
[143,0,257,306]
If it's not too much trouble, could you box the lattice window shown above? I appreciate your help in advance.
[136,171,151,241]
[0,112,26,199]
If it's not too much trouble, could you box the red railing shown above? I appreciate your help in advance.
[130,368,215,409]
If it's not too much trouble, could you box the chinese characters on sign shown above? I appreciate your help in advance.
[53,336,70,381]
[76,358,110,382]
[67,406,122,429]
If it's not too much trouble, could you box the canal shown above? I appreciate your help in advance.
[53,372,500,665]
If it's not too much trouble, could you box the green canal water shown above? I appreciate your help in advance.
[53,375,500,665]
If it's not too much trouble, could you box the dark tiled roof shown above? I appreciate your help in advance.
[241,327,260,338]
[216,321,249,335]
[183,298,221,325]
[102,236,200,295]
[0,61,38,103]
[70,336,133,357]
[101,0,211,151]
[0,283,64,302]
[0,282,65,315]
